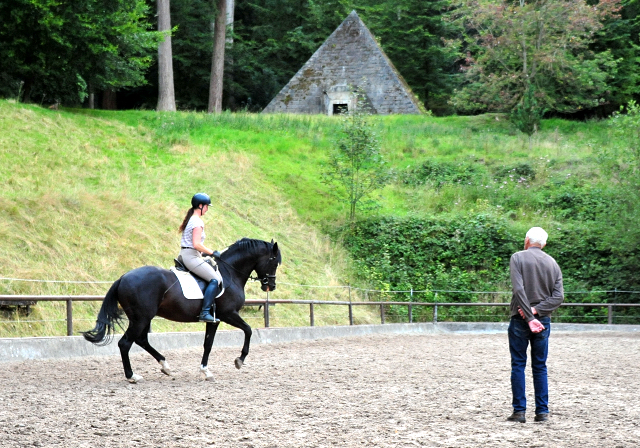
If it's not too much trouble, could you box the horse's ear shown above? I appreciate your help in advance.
[270,238,274,244]
[272,242,278,254]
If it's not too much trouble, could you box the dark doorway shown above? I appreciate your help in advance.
[333,103,349,115]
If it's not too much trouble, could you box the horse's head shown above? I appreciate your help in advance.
[255,240,281,292]
[220,238,282,291]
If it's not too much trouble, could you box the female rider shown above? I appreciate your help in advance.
[178,193,222,323]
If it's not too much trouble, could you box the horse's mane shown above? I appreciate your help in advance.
[225,238,281,264]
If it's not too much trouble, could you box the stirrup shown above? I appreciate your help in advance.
[199,313,220,323]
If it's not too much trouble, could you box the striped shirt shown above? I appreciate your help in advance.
[180,215,205,248]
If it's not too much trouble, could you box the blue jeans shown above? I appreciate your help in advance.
[508,315,551,414]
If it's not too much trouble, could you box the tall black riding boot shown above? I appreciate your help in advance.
[199,279,220,323]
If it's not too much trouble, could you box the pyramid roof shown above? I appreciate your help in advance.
[262,11,424,115]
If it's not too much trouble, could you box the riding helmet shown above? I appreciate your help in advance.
[191,192,212,209]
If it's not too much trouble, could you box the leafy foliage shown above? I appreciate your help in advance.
[0,0,159,104]
[509,85,546,138]
[492,163,536,182]
[340,214,518,297]
[323,93,392,221]
[591,0,640,115]
[450,0,621,115]
[402,160,486,189]
[340,212,640,309]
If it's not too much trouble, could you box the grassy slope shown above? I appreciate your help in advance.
[0,100,616,335]
[0,101,374,336]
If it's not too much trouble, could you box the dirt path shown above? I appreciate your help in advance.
[1,331,639,447]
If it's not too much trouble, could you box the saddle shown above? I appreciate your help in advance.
[173,255,225,297]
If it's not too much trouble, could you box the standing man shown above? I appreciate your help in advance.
[507,227,564,423]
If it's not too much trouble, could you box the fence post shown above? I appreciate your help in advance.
[264,291,270,328]
[408,288,413,323]
[348,286,353,326]
[66,299,73,336]
[609,288,617,325]
[433,292,438,324]
[310,303,315,327]
[380,303,385,324]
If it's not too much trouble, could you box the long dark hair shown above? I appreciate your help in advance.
[178,208,195,233]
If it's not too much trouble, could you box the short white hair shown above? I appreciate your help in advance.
[526,227,548,246]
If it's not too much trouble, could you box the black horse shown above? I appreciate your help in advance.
[83,238,281,383]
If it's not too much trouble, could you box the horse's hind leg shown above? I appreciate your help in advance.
[135,323,172,376]
[118,320,147,383]
[221,311,252,369]
[199,321,220,381]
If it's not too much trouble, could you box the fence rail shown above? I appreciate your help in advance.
[1,295,640,336]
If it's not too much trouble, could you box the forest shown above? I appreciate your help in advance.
[1,0,639,117]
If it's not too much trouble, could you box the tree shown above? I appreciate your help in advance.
[450,0,622,115]
[208,0,227,113]
[323,92,391,221]
[157,0,176,111]
[509,84,545,147]
[0,0,158,105]
[592,0,640,114]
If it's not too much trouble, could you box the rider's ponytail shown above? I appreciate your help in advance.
[178,208,194,233]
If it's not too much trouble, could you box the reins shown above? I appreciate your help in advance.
[213,254,277,287]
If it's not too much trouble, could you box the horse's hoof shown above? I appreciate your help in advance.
[159,360,172,376]
[128,373,144,383]
[234,358,243,369]
[200,365,214,381]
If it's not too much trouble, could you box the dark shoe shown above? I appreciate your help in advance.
[198,312,219,323]
[199,280,220,323]
[507,412,526,423]
[534,413,549,422]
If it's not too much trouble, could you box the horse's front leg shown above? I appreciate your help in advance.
[222,311,252,369]
[199,321,220,381]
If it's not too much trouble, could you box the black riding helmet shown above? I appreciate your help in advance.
[191,193,211,210]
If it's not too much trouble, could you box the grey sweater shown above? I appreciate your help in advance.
[510,247,564,322]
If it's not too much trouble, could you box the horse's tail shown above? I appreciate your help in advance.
[82,277,125,346]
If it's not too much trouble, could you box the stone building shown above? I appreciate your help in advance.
[262,11,424,115]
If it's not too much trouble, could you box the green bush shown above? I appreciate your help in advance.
[402,160,487,189]
[339,214,518,297]
[493,163,536,181]
[339,214,640,317]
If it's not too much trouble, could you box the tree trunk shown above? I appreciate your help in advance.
[208,0,227,113]
[225,0,235,110]
[21,78,34,103]
[157,0,176,111]
[102,89,117,110]
[88,83,95,109]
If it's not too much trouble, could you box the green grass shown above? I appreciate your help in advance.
[0,100,620,336]
[0,101,369,336]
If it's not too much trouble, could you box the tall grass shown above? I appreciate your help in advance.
[0,102,358,336]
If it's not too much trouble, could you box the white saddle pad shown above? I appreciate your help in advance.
[170,268,204,300]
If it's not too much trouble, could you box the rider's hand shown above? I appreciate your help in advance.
[528,319,545,333]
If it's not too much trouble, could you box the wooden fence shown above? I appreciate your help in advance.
[1,295,639,336]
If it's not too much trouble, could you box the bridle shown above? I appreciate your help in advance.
[214,254,278,288]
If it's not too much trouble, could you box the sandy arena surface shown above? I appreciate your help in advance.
[1,331,639,447]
